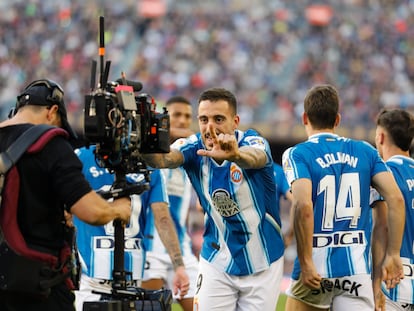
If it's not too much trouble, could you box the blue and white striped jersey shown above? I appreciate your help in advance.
[282,133,389,279]
[381,155,414,304]
[171,129,284,276]
[144,167,193,257]
[73,146,168,280]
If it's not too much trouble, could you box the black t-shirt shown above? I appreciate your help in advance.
[0,123,92,253]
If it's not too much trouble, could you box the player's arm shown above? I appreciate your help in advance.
[371,199,387,311]
[141,149,184,169]
[283,190,295,247]
[231,145,267,169]
[170,127,194,141]
[291,178,322,289]
[151,201,184,270]
[151,201,189,298]
[372,171,405,288]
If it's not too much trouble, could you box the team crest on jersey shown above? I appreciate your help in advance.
[230,164,242,183]
[212,189,239,217]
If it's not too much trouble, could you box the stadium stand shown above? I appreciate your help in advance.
[1,0,413,142]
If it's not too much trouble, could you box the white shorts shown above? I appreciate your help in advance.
[385,298,414,311]
[75,274,141,311]
[143,251,199,298]
[193,256,284,311]
[285,274,374,310]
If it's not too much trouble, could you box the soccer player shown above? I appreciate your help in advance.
[282,84,405,310]
[372,108,414,311]
[141,87,285,310]
[142,96,200,311]
[73,145,189,311]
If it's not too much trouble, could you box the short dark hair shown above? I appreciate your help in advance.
[166,96,191,106]
[198,88,237,115]
[304,84,339,130]
[377,108,414,151]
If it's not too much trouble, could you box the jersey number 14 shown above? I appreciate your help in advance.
[319,172,361,230]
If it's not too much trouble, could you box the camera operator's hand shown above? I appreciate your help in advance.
[71,191,131,226]
[64,211,74,228]
[110,197,131,224]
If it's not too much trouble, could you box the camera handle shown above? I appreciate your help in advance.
[111,171,129,291]
[112,218,127,290]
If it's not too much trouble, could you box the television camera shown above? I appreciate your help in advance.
[84,74,170,199]
[83,18,170,184]
[84,76,170,176]
[82,16,172,311]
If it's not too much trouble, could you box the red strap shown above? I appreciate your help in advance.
[27,128,68,153]
[0,127,68,266]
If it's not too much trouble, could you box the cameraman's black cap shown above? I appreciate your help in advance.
[16,79,78,139]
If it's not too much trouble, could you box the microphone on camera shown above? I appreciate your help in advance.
[115,78,143,92]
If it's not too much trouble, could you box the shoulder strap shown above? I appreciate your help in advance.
[0,124,55,174]
[0,125,68,266]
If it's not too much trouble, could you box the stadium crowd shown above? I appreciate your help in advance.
[0,0,413,139]
[1,2,414,306]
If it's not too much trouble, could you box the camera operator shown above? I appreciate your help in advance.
[74,145,189,310]
[0,79,131,311]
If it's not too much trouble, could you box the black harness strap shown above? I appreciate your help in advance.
[0,124,57,173]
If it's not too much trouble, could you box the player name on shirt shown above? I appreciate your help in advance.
[406,179,414,191]
[316,152,358,168]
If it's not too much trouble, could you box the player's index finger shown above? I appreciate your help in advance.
[209,124,218,140]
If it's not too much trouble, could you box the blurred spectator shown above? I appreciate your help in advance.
[1,0,414,140]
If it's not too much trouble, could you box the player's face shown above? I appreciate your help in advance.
[198,99,239,150]
[168,102,192,129]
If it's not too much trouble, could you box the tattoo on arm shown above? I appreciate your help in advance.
[153,203,185,270]
[142,150,183,169]
[235,146,267,169]
[172,253,185,270]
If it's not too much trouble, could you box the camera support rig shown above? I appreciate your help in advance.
[82,16,172,311]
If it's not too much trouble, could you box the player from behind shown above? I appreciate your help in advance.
[73,145,189,311]
[282,84,405,310]
[372,108,414,311]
